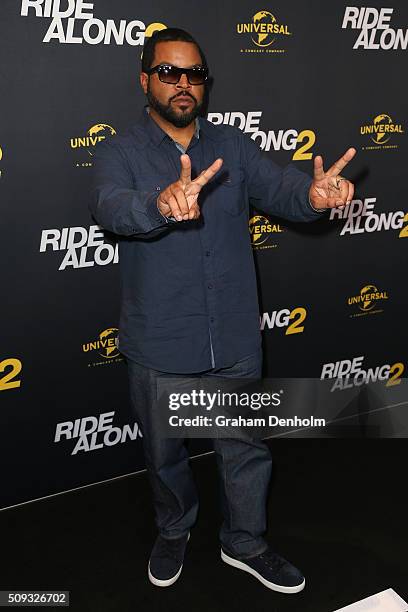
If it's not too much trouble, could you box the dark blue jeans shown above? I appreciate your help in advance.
[127,347,271,560]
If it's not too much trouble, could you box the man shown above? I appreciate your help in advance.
[90,28,355,594]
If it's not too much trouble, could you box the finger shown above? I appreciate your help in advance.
[322,198,339,208]
[186,192,199,216]
[327,147,357,177]
[170,185,190,219]
[338,179,349,205]
[313,155,325,181]
[333,178,353,207]
[346,181,354,205]
[179,154,191,185]
[166,194,183,221]
[313,193,343,209]
[192,158,223,188]
[189,203,200,220]
[156,195,171,217]
[331,197,349,209]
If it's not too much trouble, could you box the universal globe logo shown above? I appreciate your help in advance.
[70,123,116,167]
[347,284,389,316]
[249,215,283,249]
[237,10,291,53]
[83,328,122,366]
[251,11,281,47]
[358,285,383,311]
[369,114,394,144]
[99,328,120,359]
[360,114,404,150]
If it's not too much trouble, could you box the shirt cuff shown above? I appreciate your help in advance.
[145,194,172,228]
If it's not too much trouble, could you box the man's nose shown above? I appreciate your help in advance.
[176,72,191,89]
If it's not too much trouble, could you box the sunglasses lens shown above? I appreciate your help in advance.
[158,66,180,83]
[188,69,207,85]
[156,66,208,85]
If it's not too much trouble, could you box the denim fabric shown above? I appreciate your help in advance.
[127,346,271,560]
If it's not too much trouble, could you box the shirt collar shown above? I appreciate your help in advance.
[141,104,200,147]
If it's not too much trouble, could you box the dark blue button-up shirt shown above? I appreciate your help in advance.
[90,105,323,373]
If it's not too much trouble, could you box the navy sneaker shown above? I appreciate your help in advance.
[148,532,190,587]
[221,546,305,594]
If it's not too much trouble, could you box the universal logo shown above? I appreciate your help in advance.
[360,114,404,151]
[236,10,291,54]
[249,215,283,250]
[347,284,389,317]
[70,123,116,167]
[82,328,123,367]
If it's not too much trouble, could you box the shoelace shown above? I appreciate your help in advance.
[258,549,287,573]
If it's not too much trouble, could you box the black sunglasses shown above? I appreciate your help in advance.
[146,64,208,85]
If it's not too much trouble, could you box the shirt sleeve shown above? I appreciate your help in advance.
[241,132,328,222]
[90,139,177,238]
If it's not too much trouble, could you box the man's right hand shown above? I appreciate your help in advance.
[157,154,223,222]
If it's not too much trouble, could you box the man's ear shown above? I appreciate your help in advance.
[140,72,148,94]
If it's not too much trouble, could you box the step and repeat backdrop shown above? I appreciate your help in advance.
[1,0,407,509]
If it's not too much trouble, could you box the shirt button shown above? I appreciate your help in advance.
[207,283,213,289]
[205,251,210,257]
[210,317,215,323]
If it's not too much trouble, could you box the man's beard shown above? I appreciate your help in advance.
[147,85,203,128]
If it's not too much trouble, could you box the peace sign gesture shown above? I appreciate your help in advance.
[309,147,356,210]
[157,154,223,221]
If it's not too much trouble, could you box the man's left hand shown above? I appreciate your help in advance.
[309,147,356,210]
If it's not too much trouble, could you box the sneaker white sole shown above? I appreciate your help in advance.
[148,532,190,587]
[220,548,306,594]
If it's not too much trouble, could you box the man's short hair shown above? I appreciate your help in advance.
[141,27,208,74]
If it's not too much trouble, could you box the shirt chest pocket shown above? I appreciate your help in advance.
[211,167,246,216]
[133,174,174,195]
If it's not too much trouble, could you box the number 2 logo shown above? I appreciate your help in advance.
[398,213,408,239]
[0,358,23,391]
[292,130,316,161]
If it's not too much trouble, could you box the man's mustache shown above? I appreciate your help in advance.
[170,92,197,103]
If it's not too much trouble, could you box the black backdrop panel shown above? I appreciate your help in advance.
[1,0,407,508]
